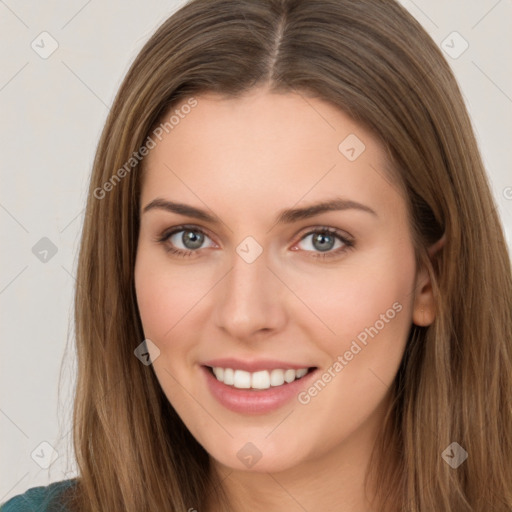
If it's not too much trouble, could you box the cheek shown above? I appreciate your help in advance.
[292,243,416,365]
[288,246,415,443]
[134,247,209,344]
[134,252,200,402]
[135,265,174,343]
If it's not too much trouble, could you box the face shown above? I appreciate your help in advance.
[134,87,435,474]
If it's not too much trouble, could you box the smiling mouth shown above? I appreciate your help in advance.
[205,366,317,390]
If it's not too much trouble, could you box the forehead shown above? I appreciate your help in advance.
[140,89,404,223]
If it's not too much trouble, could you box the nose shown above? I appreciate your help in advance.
[213,248,288,341]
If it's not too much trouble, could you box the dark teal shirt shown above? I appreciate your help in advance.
[0,479,77,512]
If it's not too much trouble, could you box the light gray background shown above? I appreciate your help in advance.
[1,0,511,503]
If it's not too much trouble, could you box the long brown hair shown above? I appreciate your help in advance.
[63,0,512,510]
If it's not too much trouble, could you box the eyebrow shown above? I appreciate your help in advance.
[142,197,377,224]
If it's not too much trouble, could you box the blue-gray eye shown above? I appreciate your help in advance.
[170,229,208,250]
[311,232,336,252]
[297,229,347,254]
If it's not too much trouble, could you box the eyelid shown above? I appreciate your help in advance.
[158,223,207,236]
[291,226,354,256]
[156,224,217,246]
[156,223,355,257]
[294,225,354,243]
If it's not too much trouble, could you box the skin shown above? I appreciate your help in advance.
[134,86,437,511]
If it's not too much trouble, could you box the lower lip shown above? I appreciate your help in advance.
[201,366,318,414]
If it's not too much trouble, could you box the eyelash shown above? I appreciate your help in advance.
[155,224,355,261]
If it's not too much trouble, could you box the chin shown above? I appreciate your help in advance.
[202,433,310,474]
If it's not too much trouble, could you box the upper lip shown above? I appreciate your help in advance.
[202,358,316,373]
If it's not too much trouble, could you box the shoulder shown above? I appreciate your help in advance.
[0,479,78,512]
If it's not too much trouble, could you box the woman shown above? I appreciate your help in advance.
[2,0,511,510]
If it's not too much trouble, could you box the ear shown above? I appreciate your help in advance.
[412,234,445,327]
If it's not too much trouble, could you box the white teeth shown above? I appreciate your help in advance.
[212,367,224,381]
[295,368,308,378]
[211,367,310,389]
[223,368,234,385]
[284,369,296,383]
[251,370,270,389]
[269,369,285,386]
[233,370,251,388]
